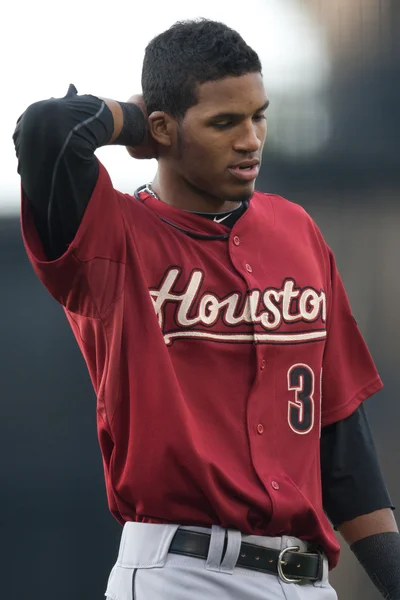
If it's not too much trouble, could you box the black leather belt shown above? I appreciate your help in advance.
[169,529,323,584]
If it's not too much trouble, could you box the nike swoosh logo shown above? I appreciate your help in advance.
[213,213,232,223]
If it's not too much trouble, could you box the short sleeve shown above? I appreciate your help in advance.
[321,249,383,427]
[21,161,127,317]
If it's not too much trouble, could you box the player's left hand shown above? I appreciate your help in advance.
[126,94,158,160]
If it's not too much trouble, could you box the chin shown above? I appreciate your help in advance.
[225,184,256,204]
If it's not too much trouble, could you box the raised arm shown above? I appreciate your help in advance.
[13,84,148,260]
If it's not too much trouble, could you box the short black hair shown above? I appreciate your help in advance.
[142,19,262,119]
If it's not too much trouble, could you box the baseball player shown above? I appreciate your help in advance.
[13,18,400,600]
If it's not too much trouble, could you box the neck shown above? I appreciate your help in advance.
[151,164,241,214]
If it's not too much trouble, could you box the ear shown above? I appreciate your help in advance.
[148,111,175,147]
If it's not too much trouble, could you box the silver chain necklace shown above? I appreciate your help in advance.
[143,184,242,215]
[144,183,159,200]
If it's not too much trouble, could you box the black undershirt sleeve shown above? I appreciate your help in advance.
[320,403,394,527]
[13,84,145,261]
[13,84,113,260]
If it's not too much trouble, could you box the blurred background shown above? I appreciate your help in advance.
[1,0,399,598]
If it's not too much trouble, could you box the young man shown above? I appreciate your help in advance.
[13,18,400,600]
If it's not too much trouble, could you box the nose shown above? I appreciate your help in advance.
[233,122,263,153]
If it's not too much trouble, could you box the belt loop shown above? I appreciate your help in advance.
[205,525,226,572]
[220,529,242,574]
[313,552,329,588]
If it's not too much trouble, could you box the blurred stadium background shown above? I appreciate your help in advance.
[1,1,399,598]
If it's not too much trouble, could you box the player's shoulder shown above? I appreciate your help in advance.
[252,190,329,255]
[252,190,313,222]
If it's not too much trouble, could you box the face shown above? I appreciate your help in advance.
[173,73,268,205]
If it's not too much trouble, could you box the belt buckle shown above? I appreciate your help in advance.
[277,546,302,584]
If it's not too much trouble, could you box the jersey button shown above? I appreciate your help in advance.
[245,263,253,273]
[260,359,266,370]
[271,481,280,490]
[257,423,264,434]
[233,236,240,246]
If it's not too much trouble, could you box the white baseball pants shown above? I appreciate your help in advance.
[105,523,338,600]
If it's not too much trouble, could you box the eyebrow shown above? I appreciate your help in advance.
[210,99,270,120]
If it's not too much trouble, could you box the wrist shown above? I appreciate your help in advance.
[111,101,146,147]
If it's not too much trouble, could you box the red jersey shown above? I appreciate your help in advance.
[21,162,382,568]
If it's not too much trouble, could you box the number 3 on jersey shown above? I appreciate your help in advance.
[287,364,320,435]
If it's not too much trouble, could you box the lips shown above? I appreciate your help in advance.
[230,159,259,169]
[228,163,260,182]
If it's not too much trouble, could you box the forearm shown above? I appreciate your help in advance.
[339,509,400,600]
[14,85,146,259]
[15,84,146,200]
[99,97,145,146]
[338,507,398,545]
[321,407,399,598]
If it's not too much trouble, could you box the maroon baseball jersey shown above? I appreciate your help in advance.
[21,161,382,568]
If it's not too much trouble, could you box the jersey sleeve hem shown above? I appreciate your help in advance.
[321,376,383,427]
[20,161,127,313]
[21,160,116,267]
